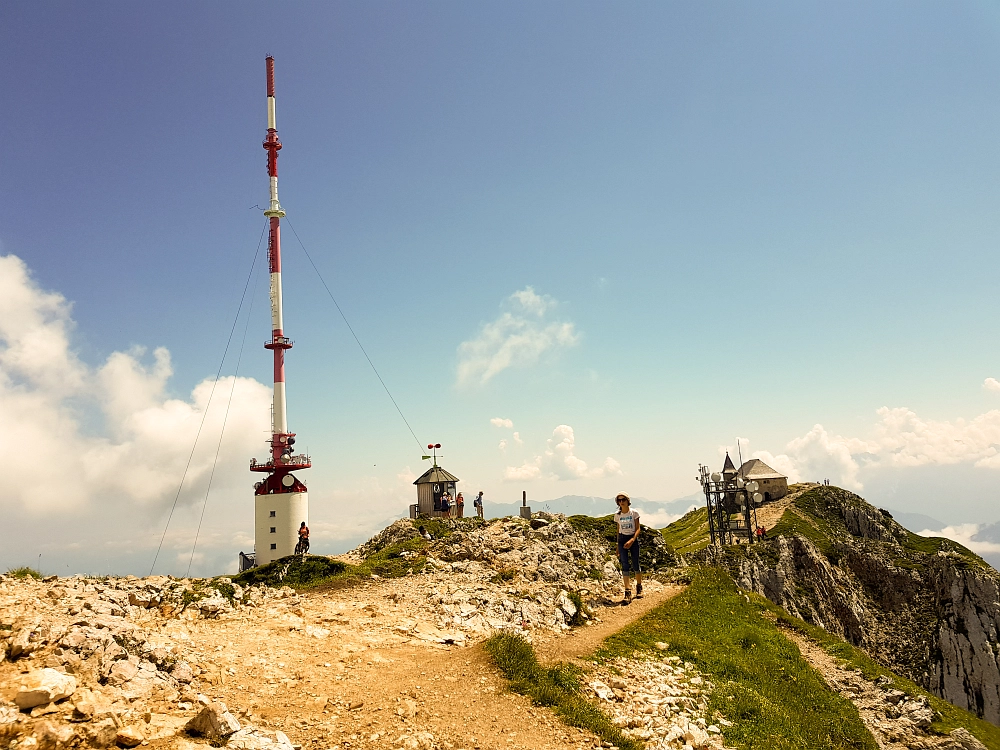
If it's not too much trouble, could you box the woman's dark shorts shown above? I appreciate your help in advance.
[618,534,640,575]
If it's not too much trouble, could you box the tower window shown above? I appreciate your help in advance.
[270,527,276,533]
[269,510,276,517]
[270,544,277,550]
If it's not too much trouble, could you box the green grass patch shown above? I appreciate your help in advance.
[233,555,350,589]
[412,517,458,539]
[774,610,1000,749]
[595,567,877,750]
[349,535,429,580]
[212,580,238,605]
[660,507,711,554]
[768,510,836,558]
[180,589,205,610]
[490,567,517,584]
[483,632,642,750]
[234,535,430,591]
[898,531,987,571]
[566,591,588,627]
[6,567,42,579]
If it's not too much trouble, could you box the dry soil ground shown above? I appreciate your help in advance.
[164,576,683,750]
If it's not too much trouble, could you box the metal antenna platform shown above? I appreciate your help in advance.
[698,463,761,546]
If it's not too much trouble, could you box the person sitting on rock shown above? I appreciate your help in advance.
[297,521,310,554]
[418,525,433,541]
[614,494,643,605]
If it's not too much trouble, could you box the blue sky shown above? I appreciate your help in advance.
[4,2,1000,575]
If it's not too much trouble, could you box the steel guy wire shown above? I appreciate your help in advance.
[148,219,267,576]
[285,217,425,454]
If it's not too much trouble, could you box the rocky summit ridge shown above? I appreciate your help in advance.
[0,501,996,750]
[0,512,680,750]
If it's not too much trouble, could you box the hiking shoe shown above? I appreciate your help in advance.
[621,591,632,606]
[635,584,644,599]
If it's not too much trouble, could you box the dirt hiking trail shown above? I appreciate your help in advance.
[176,577,684,750]
[532,585,683,665]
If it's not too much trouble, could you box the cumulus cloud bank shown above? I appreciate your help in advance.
[746,401,1000,491]
[504,425,622,482]
[0,253,270,521]
[456,287,579,386]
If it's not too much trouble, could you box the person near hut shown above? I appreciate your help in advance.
[440,491,452,518]
[456,492,465,518]
[474,491,484,519]
[614,494,643,605]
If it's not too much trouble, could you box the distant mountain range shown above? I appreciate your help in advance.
[485,493,702,525]
[881,509,946,534]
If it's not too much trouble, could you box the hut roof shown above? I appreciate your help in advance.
[738,458,786,480]
[413,465,460,485]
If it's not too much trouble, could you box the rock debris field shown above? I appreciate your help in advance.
[0,515,684,750]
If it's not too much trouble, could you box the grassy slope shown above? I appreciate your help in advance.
[595,567,877,750]
[660,507,711,554]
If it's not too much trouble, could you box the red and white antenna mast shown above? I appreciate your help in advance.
[249,56,311,567]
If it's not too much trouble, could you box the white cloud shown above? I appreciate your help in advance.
[984,378,1000,392]
[509,287,556,317]
[633,506,689,529]
[503,425,622,482]
[755,425,874,491]
[919,524,1000,557]
[491,417,514,428]
[745,402,1000,491]
[513,431,523,445]
[498,439,508,452]
[456,287,579,386]
[0,254,271,516]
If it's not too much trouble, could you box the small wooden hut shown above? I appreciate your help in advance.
[413,464,460,518]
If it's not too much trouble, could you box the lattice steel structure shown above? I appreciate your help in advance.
[698,458,761,547]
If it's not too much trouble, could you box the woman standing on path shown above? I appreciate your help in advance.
[456,492,465,518]
[614,494,643,605]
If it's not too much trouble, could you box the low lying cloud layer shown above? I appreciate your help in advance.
[504,424,622,482]
[456,287,579,386]
[741,396,1000,492]
[920,524,1000,558]
[0,254,270,575]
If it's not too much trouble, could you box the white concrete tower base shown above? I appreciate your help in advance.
[254,490,309,566]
